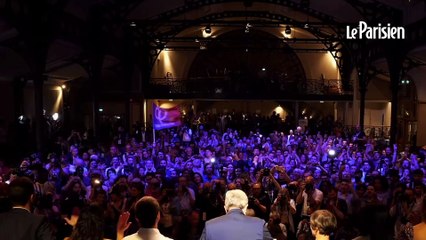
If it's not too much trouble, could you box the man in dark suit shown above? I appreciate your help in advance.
[0,177,54,240]
[200,189,272,240]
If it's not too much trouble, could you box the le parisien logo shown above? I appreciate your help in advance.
[346,21,405,40]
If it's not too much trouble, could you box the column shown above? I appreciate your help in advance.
[86,8,106,138]
[33,75,45,152]
[356,48,370,131]
[416,102,426,146]
[388,55,403,145]
[344,101,349,124]
[334,102,337,121]
[359,76,367,130]
[294,102,299,122]
[123,28,135,132]
[13,77,26,119]
[89,58,103,137]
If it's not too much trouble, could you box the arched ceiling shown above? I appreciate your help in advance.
[0,0,425,86]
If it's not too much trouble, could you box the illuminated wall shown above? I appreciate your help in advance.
[407,67,426,146]
[297,52,340,80]
[22,84,64,120]
[151,51,198,80]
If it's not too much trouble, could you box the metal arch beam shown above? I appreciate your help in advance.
[146,10,348,80]
[0,0,71,36]
[130,10,349,84]
[362,18,426,62]
[91,0,144,28]
[344,0,403,24]
[404,56,426,69]
[145,11,344,38]
[148,0,341,30]
[135,11,343,53]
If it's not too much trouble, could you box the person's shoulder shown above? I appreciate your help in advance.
[187,186,195,194]
[314,188,324,195]
[122,232,140,240]
[413,222,426,231]
[208,213,264,225]
[5,208,36,218]
[206,214,229,224]
[244,215,266,225]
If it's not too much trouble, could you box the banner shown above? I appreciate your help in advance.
[153,103,182,130]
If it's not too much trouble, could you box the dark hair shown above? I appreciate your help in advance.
[413,169,424,176]
[129,181,145,195]
[70,204,105,240]
[135,196,160,228]
[9,177,34,206]
[422,197,426,222]
[0,183,11,213]
[193,172,204,183]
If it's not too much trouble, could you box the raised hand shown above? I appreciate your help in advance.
[117,211,131,240]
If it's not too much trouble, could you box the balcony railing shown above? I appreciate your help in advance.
[345,125,391,139]
[149,76,353,99]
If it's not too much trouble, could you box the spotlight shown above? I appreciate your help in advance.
[210,157,215,163]
[204,25,212,34]
[52,113,59,121]
[98,108,104,112]
[18,115,24,124]
[328,149,336,157]
[61,84,66,89]
[199,42,207,50]
[245,22,252,33]
[285,25,292,35]
[214,88,222,94]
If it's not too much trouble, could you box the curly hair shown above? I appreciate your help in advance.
[69,204,105,240]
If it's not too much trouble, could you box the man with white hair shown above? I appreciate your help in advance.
[200,189,273,240]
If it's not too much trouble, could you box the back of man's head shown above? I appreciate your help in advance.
[224,189,248,213]
[135,196,160,228]
[9,177,34,206]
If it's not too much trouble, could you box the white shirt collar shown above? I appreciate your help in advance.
[13,206,30,213]
[138,228,161,234]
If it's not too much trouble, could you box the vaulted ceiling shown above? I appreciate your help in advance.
[0,0,425,85]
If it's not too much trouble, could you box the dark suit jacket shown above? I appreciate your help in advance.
[200,209,273,240]
[0,208,54,240]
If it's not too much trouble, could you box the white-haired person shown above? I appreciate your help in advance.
[200,189,273,240]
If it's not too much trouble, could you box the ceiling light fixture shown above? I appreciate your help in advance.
[245,23,252,33]
[204,25,212,34]
[285,25,292,35]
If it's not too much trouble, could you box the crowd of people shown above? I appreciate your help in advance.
[0,113,426,240]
